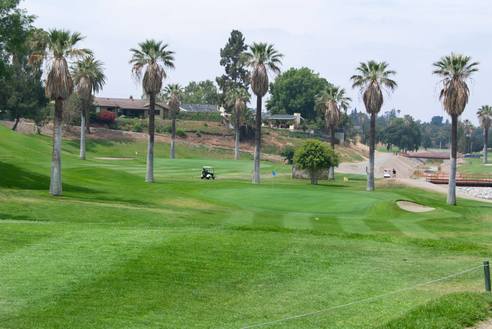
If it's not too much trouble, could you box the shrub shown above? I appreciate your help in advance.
[294,140,339,185]
[176,129,187,138]
[280,145,295,164]
[96,110,116,125]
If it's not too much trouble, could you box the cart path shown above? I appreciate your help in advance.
[469,320,492,329]
[337,152,420,179]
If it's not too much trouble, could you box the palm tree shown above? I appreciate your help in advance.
[462,119,474,154]
[315,85,351,179]
[163,84,182,159]
[130,40,175,182]
[226,87,250,160]
[72,55,106,160]
[31,29,91,196]
[433,53,478,205]
[477,105,492,164]
[351,61,397,191]
[244,42,283,184]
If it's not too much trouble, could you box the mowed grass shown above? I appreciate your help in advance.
[0,126,492,329]
[459,152,492,175]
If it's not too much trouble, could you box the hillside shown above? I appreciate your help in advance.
[2,119,367,163]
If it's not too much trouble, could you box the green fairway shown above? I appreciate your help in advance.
[459,153,492,175]
[1,125,492,329]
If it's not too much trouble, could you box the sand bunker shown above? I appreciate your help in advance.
[397,201,435,213]
[95,157,135,161]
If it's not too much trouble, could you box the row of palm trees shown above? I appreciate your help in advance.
[35,29,489,206]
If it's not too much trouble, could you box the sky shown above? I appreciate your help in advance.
[21,0,492,124]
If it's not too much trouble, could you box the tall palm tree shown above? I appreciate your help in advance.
[477,105,492,164]
[433,53,478,205]
[31,29,91,196]
[163,84,182,159]
[351,61,397,191]
[244,42,283,184]
[315,85,351,179]
[226,87,250,160]
[130,40,174,182]
[72,55,106,160]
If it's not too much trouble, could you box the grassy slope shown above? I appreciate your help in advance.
[459,152,492,175]
[0,126,491,329]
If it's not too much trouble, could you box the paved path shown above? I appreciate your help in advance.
[469,320,492,329]
[338,153,492,204]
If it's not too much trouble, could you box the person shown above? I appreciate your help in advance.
[392,168,397,178]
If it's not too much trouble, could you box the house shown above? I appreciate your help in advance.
[93,96,169,118]
[263,113,303,130]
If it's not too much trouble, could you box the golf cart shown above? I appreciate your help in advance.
[201,166,215,180]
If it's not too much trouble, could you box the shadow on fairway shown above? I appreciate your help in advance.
[0,162,94,193]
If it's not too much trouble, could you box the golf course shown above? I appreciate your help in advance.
[1,125,491,329]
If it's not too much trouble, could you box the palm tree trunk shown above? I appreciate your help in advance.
[367,113,376,191]
[484,127,489,164]
[50,99,63,196]
[12,116,20,131]
[146,93,155,183]
[80,111,86,160]
[447,114,458,205]
[252,96,262,184]
[234,112,240,160]
[170,116,176,159]
[329,125,336,180]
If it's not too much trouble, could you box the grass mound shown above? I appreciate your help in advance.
[379,292,492,329]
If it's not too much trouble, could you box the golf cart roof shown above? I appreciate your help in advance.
[203,166,214,169]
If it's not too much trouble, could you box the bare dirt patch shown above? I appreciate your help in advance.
[469,319,492,329]
[397,200,435,213]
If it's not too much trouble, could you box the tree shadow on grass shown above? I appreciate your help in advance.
[0,162,95,193]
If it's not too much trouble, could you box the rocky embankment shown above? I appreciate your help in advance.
[457,187,492,200]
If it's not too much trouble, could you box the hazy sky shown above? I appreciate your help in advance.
[22,0,492,124]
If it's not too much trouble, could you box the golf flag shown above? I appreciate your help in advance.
[272,170,277,177]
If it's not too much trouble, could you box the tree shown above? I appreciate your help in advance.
[130,40,174,182]
[181,80,219,105]
[244,42,283,184]
[315,85,351,179]
[163,84,182,159]
[216,30,249,107]
[433,53,478,205]
[31,29,91,196]
[294,140,339,185]
[268,67,330,120]
[351,61,397,191]
[225,87,250,160]
[72,55,106,160]
[381,115,421,152]
[477,105,492,163]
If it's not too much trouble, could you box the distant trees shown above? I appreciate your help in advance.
[351,61,397,191]
[294,140,339,185]
[130,40,175,182]
[477,105,492,163]
[268,67,329,120]
[245,42,283,184]
[72,55,106,160]
[181,80,219,105]
[163,83,182,159]
[433,53,478,205]
[380,115,421,152]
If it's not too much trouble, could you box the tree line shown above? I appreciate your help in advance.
[1,2,491,206]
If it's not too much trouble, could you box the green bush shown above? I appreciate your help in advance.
[176,129,187,138]
[294,140,339,184]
